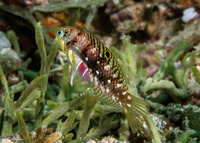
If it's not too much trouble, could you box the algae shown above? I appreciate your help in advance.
[0,25,198,142]
[0,1,200,143]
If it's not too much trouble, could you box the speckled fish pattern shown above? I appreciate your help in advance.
[56,27,149,134]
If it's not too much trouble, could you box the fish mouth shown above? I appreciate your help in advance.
[56,36,65,52]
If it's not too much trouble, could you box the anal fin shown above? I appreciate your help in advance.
[123,93,161,143]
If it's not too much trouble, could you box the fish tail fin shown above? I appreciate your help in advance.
[123,94,148,133]
[123,93,161,143]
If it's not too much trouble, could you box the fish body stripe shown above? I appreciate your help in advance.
[76,61,91,83]
[93,85,121,108]
[66,49,92,83]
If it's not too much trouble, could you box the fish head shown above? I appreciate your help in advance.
[56,27,71,52]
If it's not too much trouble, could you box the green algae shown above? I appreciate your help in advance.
[35,22,59,128]
[1,5,37,26]
[142,79,187,102]
[118,116,130,141]
[184,105,200,138]
[0,65,12,136]
[110,37,198,142]
[0,2,199,142]
[192,66,200,84]
[153,40,193,81]
[57,63,71,103]
[177,130,196,143]
[86,114,118,139]
[142,41,195,102]
[39,96,83,129]
[145,103,200,142]
[0,0,107,47]
[0,27,197,142]
[58,110,76,135]
[110,35,148,97]
[16,110,32,143]
[77,94,97,139]
[0,66,46,136]
[31,0,108,13]
[0,22,58,139]
[7,30,20,56]
[111,35,161,143]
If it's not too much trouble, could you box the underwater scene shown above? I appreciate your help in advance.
[0,0,200,143]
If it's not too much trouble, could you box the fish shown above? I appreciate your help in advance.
[56,27,161,143]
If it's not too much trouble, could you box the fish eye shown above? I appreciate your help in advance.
[104,49,111,60]
[57,29,63,37]
[106,51,110,58]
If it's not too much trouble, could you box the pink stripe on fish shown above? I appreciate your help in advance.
[77,61,91,83]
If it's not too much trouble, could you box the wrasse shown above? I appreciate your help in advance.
[56,27,161,142]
